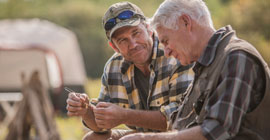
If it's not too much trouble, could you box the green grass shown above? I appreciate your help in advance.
[0,117,87,140]
[0,79,101,139]
[56,117,87,140]
[0,78,127,139]
[0,124,8,140]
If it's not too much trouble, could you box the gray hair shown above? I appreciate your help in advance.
[151,0,214,30]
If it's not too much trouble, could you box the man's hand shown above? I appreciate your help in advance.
[93,102,126,129]
[66,92,90,117]
[119,133,146,140]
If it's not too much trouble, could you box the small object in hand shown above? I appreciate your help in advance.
[90,98,98,106]
[64,87,74,93]
[64,87,88,109]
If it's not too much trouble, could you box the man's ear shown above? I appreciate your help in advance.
[178,14,192,31]
[108,41,120,53]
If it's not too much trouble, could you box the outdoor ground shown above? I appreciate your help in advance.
[0,78,127,140]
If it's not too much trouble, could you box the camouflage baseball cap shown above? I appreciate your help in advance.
[102,2,146,40]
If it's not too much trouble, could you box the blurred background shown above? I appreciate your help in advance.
[0,0,269,139]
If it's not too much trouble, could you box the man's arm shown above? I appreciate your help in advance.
[124,108,167,131]
[81,105,103,132]
[119,126,207,140]
[93,102,167,131]
[199,51,264,139]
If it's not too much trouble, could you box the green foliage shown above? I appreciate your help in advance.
[56,117,86,140]
[0,0,163,78]
[216,0,270,63]
[0,0,269,78]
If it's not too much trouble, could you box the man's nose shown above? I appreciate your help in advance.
[128,39,137,49]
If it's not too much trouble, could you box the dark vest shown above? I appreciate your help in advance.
[172,27,270,139]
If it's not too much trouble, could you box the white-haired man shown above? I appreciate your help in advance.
[120,0,270,140]
[66,2,194,140]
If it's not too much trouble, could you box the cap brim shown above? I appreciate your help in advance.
[109,18,141,40]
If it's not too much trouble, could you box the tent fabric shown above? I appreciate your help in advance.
[0,48,61,90]
[0,19,86,88]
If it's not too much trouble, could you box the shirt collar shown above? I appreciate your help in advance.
[121,34,159,74]
[197,27,226,66]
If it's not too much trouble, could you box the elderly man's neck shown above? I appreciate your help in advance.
[193,24,215,61]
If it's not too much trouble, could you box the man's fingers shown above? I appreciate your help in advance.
[89,104,96,110]
[66,104,83,112]
[67,111,79,116]
[93,107,107,115]
[95,118,106,128]
[96,102,110,108]
[67,111,85,117]
[95,118,105,123]
[96,123,105,129]
[66,92,89,116]
[94,113,107,120]
[66,107,88,116]
[80,94,89,101]
[68,92,81,101]
[66,98,82,107]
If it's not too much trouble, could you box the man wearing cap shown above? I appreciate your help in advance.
[66,2,194,140]
[119,0,270,140]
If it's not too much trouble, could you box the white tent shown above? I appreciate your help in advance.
[0,19,87,112]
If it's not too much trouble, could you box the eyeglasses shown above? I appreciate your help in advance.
[104,10,135,31]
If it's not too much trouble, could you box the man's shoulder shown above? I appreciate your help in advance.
[109,52,124,62]
[103,53,124,73]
